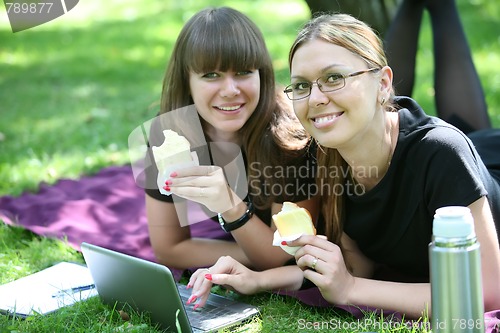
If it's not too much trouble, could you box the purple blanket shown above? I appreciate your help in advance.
[0,165,233,264]
[1,165,499,331]
[0,165,155,262]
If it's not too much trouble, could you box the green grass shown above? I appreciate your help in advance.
[0,0,498,332]
[0,221,430,333]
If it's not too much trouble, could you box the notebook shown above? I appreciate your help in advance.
[80,242,260,333]
[0,261,97,318]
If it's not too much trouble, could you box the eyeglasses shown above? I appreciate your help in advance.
[283,68,380,100]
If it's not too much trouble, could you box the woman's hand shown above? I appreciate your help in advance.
[286,235,356,305]
[186,256,261,309]
[165,165,241,213]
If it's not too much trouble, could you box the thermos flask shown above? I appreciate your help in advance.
[429,206,484,333]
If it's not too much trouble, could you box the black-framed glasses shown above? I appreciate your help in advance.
[283,68,380,100]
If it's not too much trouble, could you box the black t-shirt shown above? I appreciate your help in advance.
[343,96,500,280]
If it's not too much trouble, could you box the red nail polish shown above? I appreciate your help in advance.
[165,179,172,185]
[193,304,200,310]
[186,284,192,289]
[205,274,212,281]
[281,241,287,246]
[163,186,170,191]
[170,171,177,177]
[186,295,197,304]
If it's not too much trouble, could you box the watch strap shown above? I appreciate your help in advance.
[218,200,254,233]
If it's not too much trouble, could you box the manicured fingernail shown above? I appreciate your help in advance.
[205,274,212,281]
[170,171,177,177]
[163,186,170,191]
[186,284,192,289]
[193,304,200,310]
[281,241,287,246]
[165,179,172,185]
[186,295,197,304]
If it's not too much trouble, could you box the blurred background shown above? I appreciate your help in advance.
[1,0,499,197]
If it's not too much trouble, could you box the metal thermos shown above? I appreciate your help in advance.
[429,206,484,333]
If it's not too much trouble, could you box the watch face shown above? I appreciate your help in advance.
[217,214,228,232]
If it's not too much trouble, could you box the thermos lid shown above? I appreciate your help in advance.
[433,206,474,238]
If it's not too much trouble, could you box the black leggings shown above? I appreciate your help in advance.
[384,0,492,134]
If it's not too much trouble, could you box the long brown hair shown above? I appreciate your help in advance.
[160,7,309,208]
[288,14,395,245]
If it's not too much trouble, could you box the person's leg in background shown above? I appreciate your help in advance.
[385,0,491,133]
[426,0,491,133]
[384,0,426,97]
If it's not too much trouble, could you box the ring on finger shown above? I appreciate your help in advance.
[311,257,318,271]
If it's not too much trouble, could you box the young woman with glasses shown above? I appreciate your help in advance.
[186,7,500,319]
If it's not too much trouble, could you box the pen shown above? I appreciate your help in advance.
[51,284,96,298]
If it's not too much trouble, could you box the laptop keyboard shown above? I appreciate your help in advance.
[184,301,229,320]
[177,284,240,326]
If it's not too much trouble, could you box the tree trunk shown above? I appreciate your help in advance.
[303,0,402,36]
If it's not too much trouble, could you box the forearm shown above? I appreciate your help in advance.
[146,196,252,270]
[348,278,431,319]
[153,237,251,270]
[254,265,304,292]
[188,257,305,307]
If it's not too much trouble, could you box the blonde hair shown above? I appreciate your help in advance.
[289,13,395,245]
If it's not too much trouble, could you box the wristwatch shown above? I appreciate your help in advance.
[218,199,254,233]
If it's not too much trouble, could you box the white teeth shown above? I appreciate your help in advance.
[314,114,339,124]
[218,105,241,111]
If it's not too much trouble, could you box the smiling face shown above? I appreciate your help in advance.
[290,39,383,149]
[160,7,278,144]
[189,69,260,140]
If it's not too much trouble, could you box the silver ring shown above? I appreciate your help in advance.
[311,257,318,271]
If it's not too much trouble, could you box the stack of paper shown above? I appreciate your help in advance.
[0,262,98,317]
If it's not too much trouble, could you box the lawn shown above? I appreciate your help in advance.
[0,0,499,332]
